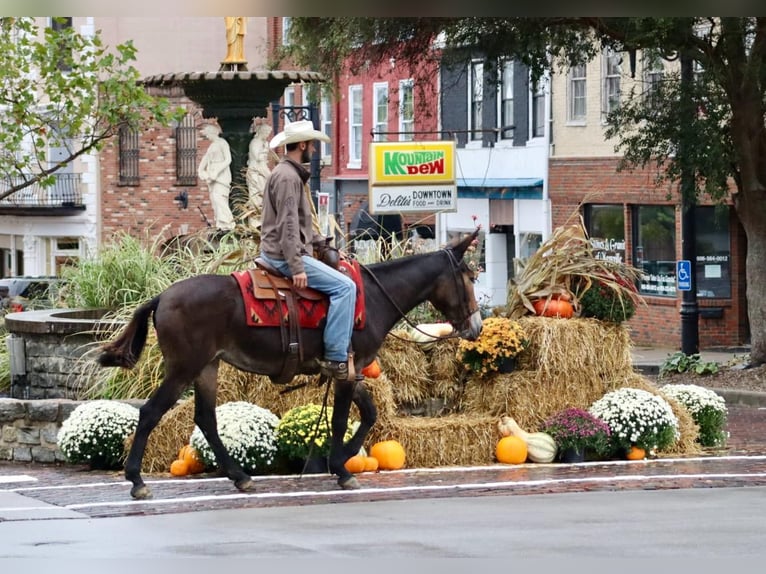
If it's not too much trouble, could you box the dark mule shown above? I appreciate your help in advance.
[98,229,483,499]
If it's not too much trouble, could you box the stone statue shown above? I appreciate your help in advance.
[222,17,247,65]
[246,118,276,230]
[197,124,235,231]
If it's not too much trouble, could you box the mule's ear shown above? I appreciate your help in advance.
[451,227,480,260]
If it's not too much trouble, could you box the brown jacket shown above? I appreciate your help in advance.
[260,157,322,275]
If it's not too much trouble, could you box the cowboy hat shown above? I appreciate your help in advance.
[269,120,330,149]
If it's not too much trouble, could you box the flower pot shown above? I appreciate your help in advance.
[497,357,517,373]
[558,446,585,463]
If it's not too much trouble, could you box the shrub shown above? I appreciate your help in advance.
[276,404,356,461]
[659,351,719,378]
[189,401,280,475]
[660,384,728,447]
[578,280,636,323]
[589,387,680,454]
[540,407,612,458]
[57,400,139,469]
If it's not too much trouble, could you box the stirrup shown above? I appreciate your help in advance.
[320,359,349,380]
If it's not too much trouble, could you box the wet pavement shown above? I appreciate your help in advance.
[1,403,765,522]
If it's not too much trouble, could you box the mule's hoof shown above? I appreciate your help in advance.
[338,475,361,490]
[235,477,254,492]
[130,485,153,500]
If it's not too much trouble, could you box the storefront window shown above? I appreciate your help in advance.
[584,204,625,263]
[633,205,676,296]
[695,206,731,298]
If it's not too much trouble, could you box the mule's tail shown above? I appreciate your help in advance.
[97,296,160,369]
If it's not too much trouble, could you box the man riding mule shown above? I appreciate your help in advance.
[258,120,357,383]
[98,224,483,500]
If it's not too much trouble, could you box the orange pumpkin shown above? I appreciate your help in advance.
[532,298,574,318]
[178,444,192,460]
[369,440,406,470]
[361,359,382,378]
[363,456,379,472]
[344,454,367,474]
[183,446,206,474]
[170,458,190,476]
[626,446,646,460]
[495,436,528,464]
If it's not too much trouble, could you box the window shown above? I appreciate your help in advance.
[282,17,291,46]
[585,204,626,263]
[282,86,296,124]
[531,78,545,138]
[602,47,621,118]
[499,60,514,140]
[348,84,362,166]
[50,17,72,72]
[633,205,676,296]
[469,61,483,141]
[175,113,197,186]
[695,206,731,298]
[118,125,140,186]
[398,79,414,141]
[568,64,587,122]
[373,82,388,141]
[320,90,332,162]
[643,50,664,107]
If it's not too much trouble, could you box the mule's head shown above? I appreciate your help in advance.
[429,228,483,340]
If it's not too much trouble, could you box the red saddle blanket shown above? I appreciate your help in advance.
[231,259,366,329]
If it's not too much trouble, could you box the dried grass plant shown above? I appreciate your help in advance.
[507,211,644,320]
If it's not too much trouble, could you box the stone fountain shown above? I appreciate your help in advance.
[143,69,323,215]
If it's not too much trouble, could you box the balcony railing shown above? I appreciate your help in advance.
[0,173,84,212]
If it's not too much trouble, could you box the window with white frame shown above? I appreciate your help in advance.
[348,84,363,166]
[499,60,514,141]
[282,17,291,46]
[469,60,483,141]
[373,82,389,141]
[282,86,296,124]
[398,79,414,141]
[568,63,587,122]
[602,47,621,118]
[643,50,664,107]
[320,90,332,162]
[531,78,545,138]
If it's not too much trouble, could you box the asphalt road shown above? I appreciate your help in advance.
[1,487,765,559]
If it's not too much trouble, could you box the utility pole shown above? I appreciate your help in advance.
[679,49,699,355]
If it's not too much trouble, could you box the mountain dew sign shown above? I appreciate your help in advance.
[368,141,457,214]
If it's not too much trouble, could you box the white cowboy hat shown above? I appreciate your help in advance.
[269,120,330,149]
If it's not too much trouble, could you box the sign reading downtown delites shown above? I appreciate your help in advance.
[368,141,457,214]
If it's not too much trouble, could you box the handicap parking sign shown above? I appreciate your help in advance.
[676,260,692,291]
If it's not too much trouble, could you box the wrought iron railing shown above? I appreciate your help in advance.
[0,173,83,208]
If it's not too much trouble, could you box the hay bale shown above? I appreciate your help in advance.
[427,338,464,403]
[367,413,498,468]
[377,332,431,405]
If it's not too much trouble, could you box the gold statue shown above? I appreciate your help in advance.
[221,17,247,69]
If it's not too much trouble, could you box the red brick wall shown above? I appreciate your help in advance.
[100,95,219,245]
[549,157,749,349]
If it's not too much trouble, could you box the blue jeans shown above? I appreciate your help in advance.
[259,253,357,362]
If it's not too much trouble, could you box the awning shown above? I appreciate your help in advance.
[457,177,543,199]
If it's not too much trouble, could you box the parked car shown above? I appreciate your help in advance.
[0,276,65,312]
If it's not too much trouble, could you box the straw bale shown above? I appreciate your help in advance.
[367,413,498,468]
[137,398,196,473]
[377,333,431,405]
[427,338,464,402]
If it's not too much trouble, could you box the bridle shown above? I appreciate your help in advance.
[360,247,479,340]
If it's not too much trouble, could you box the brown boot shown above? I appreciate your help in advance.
[320,359,349,381]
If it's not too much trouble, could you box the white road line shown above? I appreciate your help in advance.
[0,475,37,485]
[62,471,766,511]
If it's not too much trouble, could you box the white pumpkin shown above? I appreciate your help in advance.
[409,323,454,350]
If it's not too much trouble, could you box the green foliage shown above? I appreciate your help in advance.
[578,281,636,323]
[659,351,719,378]
[275,404,355,461]
[0,17,184,200]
